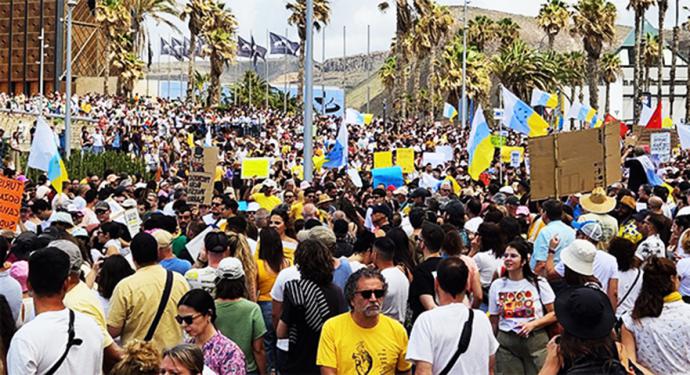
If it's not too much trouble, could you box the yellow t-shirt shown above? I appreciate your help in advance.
[64,281,114,348]
[282,240,297,263]
[290,201,304,221]
[250,193,282,211]
[317,313,411,374]
[107,265,190,352]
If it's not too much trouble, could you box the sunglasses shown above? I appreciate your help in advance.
[174,313,202,325]
[211,202,222,207]
[356,289,386,299]
[95,210,108,215]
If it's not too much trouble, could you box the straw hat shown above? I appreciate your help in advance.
[317,194,333,206]
[580,187,616,214]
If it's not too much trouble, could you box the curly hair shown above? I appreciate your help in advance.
[109,340,161,375]
[631,257,677,320]
[343,268,388,309]
[294,239,333,286]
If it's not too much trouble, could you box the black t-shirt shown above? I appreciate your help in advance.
[409,256,442,324]
[280,280,347,374]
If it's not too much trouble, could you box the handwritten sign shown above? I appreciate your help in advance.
[373,151,393,169]
[395,148,415,173]
[241,158,271,179]
[650,132,671,163]
[187,172,214,206]
[0,176,24,230]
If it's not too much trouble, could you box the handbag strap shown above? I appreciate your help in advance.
[145,270,173,342]
[617,269,641,308]
[439,309,474,375]
[45,310,83,375]
[533,277,547,312]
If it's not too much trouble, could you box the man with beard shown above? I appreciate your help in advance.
[317,268,411,374]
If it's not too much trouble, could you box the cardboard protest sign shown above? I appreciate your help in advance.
[395,148,415,173]
[650,132,671,163]
[632,128,679,149]
[0,176,24,230]
[373,151,393,169]
[187,172,214,206]
[372,166,404,188]
[422,152,446,168]
[241,158,271,179]
[529,124,621,200]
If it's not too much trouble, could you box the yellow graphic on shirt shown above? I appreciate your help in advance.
[498,290,536,319]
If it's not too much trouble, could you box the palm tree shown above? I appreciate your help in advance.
[378,0,414,118]
[467,16,496,52]
[201,1,238,106]
[490,39,561,100]
[562,51,586,102]
[379,56,397,96]
[537,0,570,50]
[96,0,130,96]
[627,0,656,124]
[600,52,622,113]
[438,35,492,112]
[125,0,179,55]
[181,0,213,101]
[669,0,680,118]
[286,0,331,106]
[642,33,660,93]
[113,42,146,98]
[496,18,521,49]
[656,0,668,103]
[571,0,617,110]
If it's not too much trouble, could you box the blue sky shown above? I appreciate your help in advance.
[149,0,688,61]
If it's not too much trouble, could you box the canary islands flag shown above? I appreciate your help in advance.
[443,103,458,120]
[467,105,494,180]
[323,121,348,169]
[27,116,69,193]
[530,88,558,109]
[501,87,549,137]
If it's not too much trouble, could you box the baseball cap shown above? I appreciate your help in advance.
[505,195,520,206]
[49,239,83,273]
[204,231,229,253]
[49,212,74,227]
[216,257,245,280]
[371,204,392,218]
[151,229,173,249]
[561,239,596,276]
[676,206,690,218]
[409,188,431,199]
[247,202,261,212]
[442,200,465,220]
[576,221,604,242]
[71,227,88,238]
[499,186,515,195]
[95,201,110,211]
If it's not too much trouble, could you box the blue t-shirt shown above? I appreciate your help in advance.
[531,220,576,270]
[160,257,192,275]
[333,257,353,290]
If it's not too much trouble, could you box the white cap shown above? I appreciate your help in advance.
[247,202,261,212]
[677,206,690,218]
[216,257,245,280]
[499,186,515,195]
[561,239,596,276]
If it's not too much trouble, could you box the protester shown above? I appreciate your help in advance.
[109,341,160,375]
[372,237,409,323]
[160,343,208,375]
[317,268,411,374]
[409,222,445,323]
[407,257,498,374]
[608,237,644,319]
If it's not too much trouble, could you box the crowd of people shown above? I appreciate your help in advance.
[0,91,687,374]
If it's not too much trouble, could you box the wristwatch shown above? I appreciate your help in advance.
[548,248,556,255]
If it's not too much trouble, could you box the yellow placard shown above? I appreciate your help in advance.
[241,158,271,179]
[500,146,525,163]
[374,151,393,169]
[396,148,415,173]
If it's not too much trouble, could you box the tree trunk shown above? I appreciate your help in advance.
[644,65,651,94]
[587,54,599,110]
[400,60,408,119]
[208,53,222,106]
[104,40,111,95]
[412,59,420,117]
[632,13,642,125]
[548,33,555,51]
[658,3,666,103]
[578,84,584,103]
[430,46,436,120]
[605,82,610,114]
[187,33,197,102]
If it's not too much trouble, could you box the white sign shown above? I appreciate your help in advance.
[436,145,454,162]
[422,152,446,168]
[185,225,214,262]
[123,209,141,239]
[650,132,671,163]
[510,151,521,168]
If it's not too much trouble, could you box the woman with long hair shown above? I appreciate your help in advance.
[160,344,206,375]
[0,295,16,373]
[440,226,483,308]
[255,228,290,373]
[109,341,160,375]
[276,239,347,374]
[621,257,690,375]
[608,237,643,319]
[473,223,506,308]
[226,232,257,302]
[385,227,416,281]
[269,209,298,263]
[94,255,134,315]
[489,239,557,375]
[177,289,246,375]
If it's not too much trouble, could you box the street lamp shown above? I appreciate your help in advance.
[64,0,78,158]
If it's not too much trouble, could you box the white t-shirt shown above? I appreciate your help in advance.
[635,234,665,261]
[8,308,104,375]
[473,251,503,288]
[92,133,104,147]
[269,265,301,302]
[380,267,410,323]
[184,266,218,293]
[407,303,499,375]
[616,268,643,318]
[677,258,690,297]
[488,277,555,334]
[555,250,618,291]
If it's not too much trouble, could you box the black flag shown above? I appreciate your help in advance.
[148,41,153,68]
[250,36,267,68]
[160,38,172,56]
[237,36,253,58]
[170,37,185,61]
[269,32,299,56]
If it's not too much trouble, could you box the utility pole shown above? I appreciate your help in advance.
[64,0,77,158]
[303,0,315,181]
[461,0,468,128]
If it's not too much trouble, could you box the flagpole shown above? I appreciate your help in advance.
[342,25,347,116]
[157,43,161,97]
[499,85,504,186]
[168,35,172,99]
[366,24,370,115]
[461,0,468,128]
[284,28,288,113]
[321,26,326,116]
[265,29,269,109]
[304,0,315,181]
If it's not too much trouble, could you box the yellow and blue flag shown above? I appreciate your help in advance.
[501,87,549,137]
[27,117,69,193]
[323,121,348,169]
[443,103,458,120]
[530,88,558,109]
[467,105,494,180]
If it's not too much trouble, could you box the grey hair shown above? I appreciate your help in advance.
[344,268,388,309]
